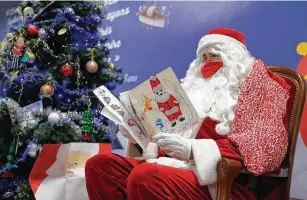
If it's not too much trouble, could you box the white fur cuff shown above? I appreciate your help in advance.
[197,34,246,57]
[142,142,158,159]
[190,139,221,185]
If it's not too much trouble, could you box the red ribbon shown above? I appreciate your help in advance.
[201,61,224,79]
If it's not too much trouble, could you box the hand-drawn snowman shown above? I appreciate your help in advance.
[149,76,185,127]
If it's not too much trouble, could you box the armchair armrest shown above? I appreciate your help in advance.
[216,158,243,200]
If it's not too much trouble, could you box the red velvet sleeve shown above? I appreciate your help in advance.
[215,139,242,161]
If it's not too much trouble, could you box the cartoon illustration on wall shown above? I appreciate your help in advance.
[296,41,307,147]
[149,75,185,127]
[137,1,170,29]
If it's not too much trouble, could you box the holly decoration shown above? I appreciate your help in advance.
[61,64,73,77]
[80,108,98,142]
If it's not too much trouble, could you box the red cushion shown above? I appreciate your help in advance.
[268,69,296,166]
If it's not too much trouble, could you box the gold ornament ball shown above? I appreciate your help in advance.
[40,84,54,98]
[86,60,98,73]
[108,62,115,70]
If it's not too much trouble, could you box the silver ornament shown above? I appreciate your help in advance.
[23,7,34,17]
[27,119,39,129]
[6,32,14,40]
[64,7,75,15]
[48,112,61,123]
[30,143,38,150]
[38,28,47,38]
[28,150,37,158]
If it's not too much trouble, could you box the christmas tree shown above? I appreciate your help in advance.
[0,1,123,199]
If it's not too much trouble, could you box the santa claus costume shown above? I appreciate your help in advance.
[85,28,290,200]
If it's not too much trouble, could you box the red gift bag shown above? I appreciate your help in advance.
[29,143,111,200]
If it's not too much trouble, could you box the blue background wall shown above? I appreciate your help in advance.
[102,1,307,93]
[1,1,307,199]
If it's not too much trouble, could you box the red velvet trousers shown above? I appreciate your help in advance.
[85,153,212,200]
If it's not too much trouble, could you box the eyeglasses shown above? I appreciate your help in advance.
[203,53,222,62]
[68,162,78,169]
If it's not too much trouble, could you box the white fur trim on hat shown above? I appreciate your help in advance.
[197,34,246,57]
[149,76,157,81]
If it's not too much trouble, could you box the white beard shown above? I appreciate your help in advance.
[181,50,255,135]
[155,91,171,103]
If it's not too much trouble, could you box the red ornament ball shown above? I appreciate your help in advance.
[40,84,54,98]
[82,133,91,141]
[86,60,98,73]
[61,64,73,77]
[2,170,14,178]
[27,25,39,36]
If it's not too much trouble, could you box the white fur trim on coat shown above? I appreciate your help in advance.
[207,184,217,200]
[190,139,221,185]
[197,34,246,57]
[142,142,158,159]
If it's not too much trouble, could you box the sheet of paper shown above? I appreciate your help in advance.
[128,67,200,138]
[93,86,126,121]
[100,107,122,125]
[120,92,147,136]
[94,86,150,149]
[94,67,200,149]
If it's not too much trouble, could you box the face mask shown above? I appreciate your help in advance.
[201,61,224,79]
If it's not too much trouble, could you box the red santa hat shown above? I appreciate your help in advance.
[149,76,162,92]
[197,28,246,57]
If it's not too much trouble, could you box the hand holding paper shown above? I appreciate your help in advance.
[120,125,137,144]
[153,133,192,162]
[134,142,158,161]
[93,67,200,151]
